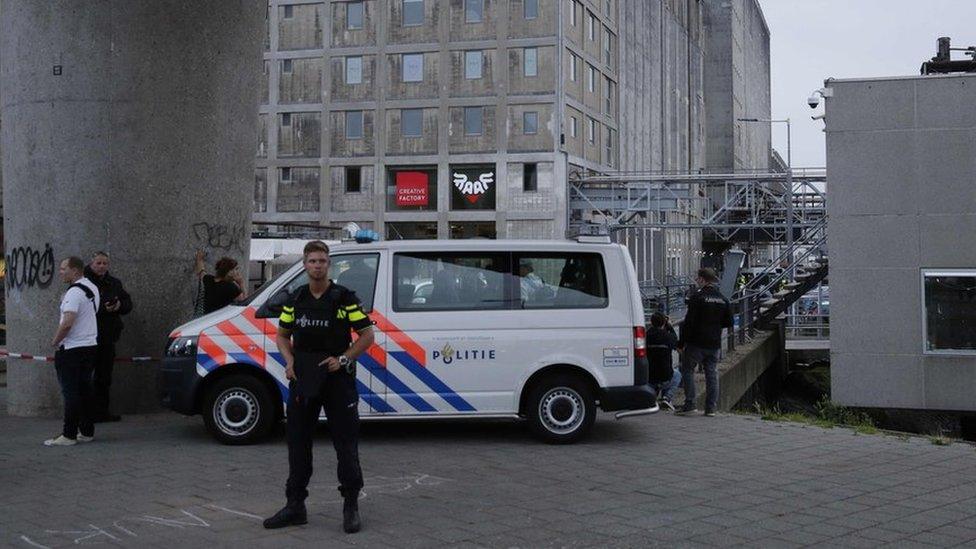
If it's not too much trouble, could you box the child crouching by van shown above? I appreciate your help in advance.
[647,312,681,411]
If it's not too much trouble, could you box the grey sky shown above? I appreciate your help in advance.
[758,0,976,168]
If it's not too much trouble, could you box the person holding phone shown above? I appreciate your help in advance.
[84,251,133,423]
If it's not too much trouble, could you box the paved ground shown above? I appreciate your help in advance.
[2,407,976,548]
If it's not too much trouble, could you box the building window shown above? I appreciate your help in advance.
[464,50,483,80]
[524,47,538,77]
[523,162,538,192]
[281,112,292,126]
[524,0,538,19]
[523,111,538,134]
[403,53,424,82]
[570,53,578,81]
[605,30,613,65]
[254,169,268,212]
[346,111,364,139]
[587,64,596,93]
[605,77,613,114]
[465,0,484,23]
[281,166,292,181]
[923,270,976,354]
[346,56,362,84]
[402,108,423,137]
[605,0,613,16]
[283,4,294,19]
[570,116,578,137]
[587,10,595,41]
[403,0,424,26]
[346,166,362,193]
[464,106,483,135]
[587,118,595,143]
[348,1,364,29]
[282,59,293,74]
[277,167,320,212]
[570,1,577,26]
[605,127,613,165]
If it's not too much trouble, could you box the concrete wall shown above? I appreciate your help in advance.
[826,74,976,412]
[0,0,264,416]
[703,0,770,172]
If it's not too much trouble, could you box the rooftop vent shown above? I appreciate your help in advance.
[921,37,976,75]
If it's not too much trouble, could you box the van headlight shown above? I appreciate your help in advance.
[166,336,198,357]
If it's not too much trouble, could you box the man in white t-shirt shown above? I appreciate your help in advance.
[44,256,100,447]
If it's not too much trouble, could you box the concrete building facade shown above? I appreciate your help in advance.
[255,0,766,241]
[827,73,976,412]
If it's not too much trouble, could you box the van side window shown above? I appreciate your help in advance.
[276,253,380,313]
[516,253,608,309]
[394,252,510,311]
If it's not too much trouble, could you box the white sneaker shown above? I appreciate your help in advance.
[76,434,94,443]
[44,435,77,447]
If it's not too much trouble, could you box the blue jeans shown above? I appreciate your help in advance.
[680,345,720,412]
[654,368,682,401]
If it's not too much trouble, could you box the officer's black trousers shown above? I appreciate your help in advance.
[92,342,116,418]
[285,372,363,504]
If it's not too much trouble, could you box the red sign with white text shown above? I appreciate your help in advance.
[395,171,429,207]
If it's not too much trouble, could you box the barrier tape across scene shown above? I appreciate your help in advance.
[0,349,160,363]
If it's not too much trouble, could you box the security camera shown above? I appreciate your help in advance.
[807,95,821,109]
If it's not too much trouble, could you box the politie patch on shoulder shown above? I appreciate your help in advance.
[603,347,629,367]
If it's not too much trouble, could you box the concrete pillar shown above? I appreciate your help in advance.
[1,1,265,416]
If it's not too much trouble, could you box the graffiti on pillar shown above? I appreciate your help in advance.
[5,243,56,290]
[192,222,246,254]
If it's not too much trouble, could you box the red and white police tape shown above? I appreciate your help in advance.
[0,349,160,363]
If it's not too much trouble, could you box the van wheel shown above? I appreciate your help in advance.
[527,375,596,444]
[202,374,275,445]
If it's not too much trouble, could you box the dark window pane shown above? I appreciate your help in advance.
[523,163,537,192]
[925,274,976,352]
[283,4,294,19]
[516,253,608,309]
[346,166,362,193]
[393,252,510,311]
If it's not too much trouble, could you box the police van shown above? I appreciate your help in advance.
[160,236,657,444]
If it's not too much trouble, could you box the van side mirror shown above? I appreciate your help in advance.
[256,289,291,319]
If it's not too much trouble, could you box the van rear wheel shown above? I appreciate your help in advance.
[527,375,596,444]
[202,374,276,445]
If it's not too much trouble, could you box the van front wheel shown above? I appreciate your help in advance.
[202,374,276,445]
[527,375,596,444]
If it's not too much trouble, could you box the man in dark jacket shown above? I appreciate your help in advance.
[677,268,733,417]
[85,251,133,422]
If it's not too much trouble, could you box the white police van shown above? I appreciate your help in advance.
[160,236,657,444]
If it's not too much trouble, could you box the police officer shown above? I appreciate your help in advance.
[263,241,375,533]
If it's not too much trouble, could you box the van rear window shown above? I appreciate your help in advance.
[516,253,608,309]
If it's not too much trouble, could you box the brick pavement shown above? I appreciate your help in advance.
[1,406,975,548]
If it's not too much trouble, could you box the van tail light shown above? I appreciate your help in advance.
[634,326,646,359]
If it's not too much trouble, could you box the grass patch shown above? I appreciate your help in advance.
[930,430,953,446]
[752,397,877,434]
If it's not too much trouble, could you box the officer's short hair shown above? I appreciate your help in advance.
[65,256,85,272]
[697,268,718,283]
[303,240,330,257]
[92,250,109,259]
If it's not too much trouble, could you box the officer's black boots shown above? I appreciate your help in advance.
[263,502,308,529]
[343,494,361,534]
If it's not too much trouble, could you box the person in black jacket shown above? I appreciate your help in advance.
[646,312,682,411]
[677,268,733,417]
[84,251,133,422]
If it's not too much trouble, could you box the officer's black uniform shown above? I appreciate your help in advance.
[264,281,371,532]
